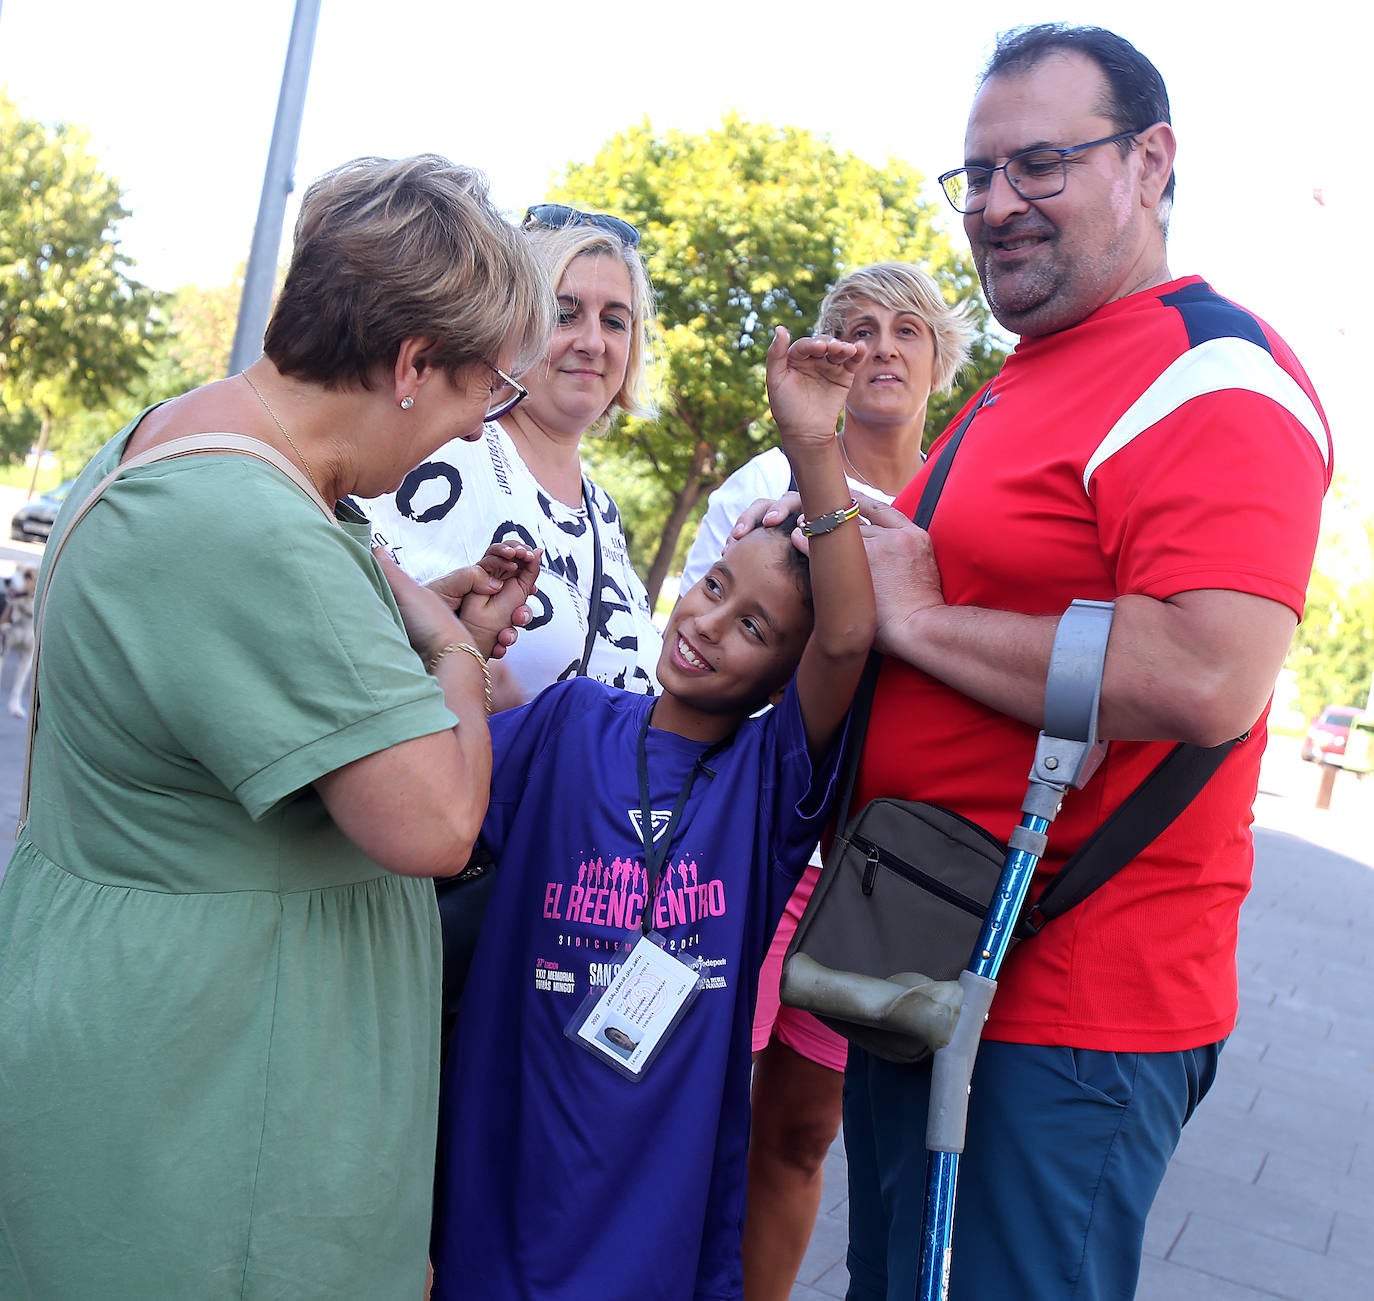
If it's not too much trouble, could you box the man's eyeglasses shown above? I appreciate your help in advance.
[484,364,528,422]
[937,128,1148,214]
[522,203,641,248]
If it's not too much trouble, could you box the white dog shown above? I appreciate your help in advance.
[1,566,38,719]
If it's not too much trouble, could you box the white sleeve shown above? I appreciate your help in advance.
[680,448,792,589]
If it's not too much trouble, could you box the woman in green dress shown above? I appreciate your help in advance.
[0,155,554,1300]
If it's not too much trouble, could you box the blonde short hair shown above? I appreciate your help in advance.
[265,155,554,388]
[521,221,657,423]
[816,262,976,394]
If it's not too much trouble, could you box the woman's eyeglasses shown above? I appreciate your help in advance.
[484,364,528,422]
[522,204,641,248]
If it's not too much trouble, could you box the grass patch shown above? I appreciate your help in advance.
[0,464,65,496]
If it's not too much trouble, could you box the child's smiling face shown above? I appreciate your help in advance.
[658,527,813,729]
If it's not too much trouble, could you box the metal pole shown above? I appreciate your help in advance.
[227,0,322,376]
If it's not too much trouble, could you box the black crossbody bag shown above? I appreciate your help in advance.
[779,391,1237,1063]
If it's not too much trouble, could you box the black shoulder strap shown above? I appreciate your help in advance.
[831,385,995,830]
[577,477,604,677]
[1023,736,1239,929]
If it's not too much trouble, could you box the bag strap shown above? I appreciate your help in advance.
[18,434,339,833]
[1021,735,1238,930]
[576,477,604,677]
[830,384,996,831]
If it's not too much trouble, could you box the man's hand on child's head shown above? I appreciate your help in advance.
[726,492,803,548]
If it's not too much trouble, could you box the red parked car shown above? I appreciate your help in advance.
[1300,705,1368,765]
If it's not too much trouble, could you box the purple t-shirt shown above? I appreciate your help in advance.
[430,678,842,1301]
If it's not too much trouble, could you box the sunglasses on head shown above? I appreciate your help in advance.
[522,204,641,248]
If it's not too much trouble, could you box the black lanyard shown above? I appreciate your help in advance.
[577,478,604,676]
[635,710,729,936]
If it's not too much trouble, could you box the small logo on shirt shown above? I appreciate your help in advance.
[628,810,674,845]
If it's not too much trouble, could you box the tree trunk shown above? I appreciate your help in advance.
[643,438,715,610]
[24,408,52,501]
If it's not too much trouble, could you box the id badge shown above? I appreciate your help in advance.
[564,931,703,1081]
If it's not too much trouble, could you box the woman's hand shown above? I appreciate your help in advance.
[765,326,866,451]
[456,544,543,661]
[424,542,541,660]
[375,546,481,661]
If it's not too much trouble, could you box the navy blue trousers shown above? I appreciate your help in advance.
[843,1039,1222,1301]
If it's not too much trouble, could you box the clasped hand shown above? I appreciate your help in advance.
[375,542,542,664]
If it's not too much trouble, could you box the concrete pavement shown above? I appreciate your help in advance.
[0,651,1368,1297]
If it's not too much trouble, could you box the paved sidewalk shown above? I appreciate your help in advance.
[792,745,1373,1299]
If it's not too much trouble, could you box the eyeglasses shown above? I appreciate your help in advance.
[522,203,641,248]
[937,128,1148,214]
[484,363,528,422]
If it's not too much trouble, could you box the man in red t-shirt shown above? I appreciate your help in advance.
[835,23,1333,1301]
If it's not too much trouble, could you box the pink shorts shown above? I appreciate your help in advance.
[751,860,850,1073]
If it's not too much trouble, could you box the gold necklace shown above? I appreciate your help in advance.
[241,371,318,491]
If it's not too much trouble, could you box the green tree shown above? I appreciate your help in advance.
[555,116,1005,604]
[1286,487,1374,718]
[160,276,243,391]
[0,92,159,486]
[0,400,42,469]
[37,274,249,475]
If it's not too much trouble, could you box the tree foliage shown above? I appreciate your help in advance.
[0,400,42,468]
[160,277,242,391]
[36,275,249,474]
[0,91,159,471]
[554,116,1005,603]
[1286,487,1374,718]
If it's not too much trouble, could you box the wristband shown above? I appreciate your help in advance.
[798,498,862,537]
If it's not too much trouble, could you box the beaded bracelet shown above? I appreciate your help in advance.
[426,641,493,715]
[798,498,862,537]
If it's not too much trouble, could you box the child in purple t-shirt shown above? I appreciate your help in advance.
[433,327,877,1301]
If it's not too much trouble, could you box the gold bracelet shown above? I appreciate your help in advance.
[426,641,493,715]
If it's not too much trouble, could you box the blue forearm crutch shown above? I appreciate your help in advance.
[916,598,1115,1301]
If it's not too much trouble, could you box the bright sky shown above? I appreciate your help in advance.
[1,0,1369,495]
